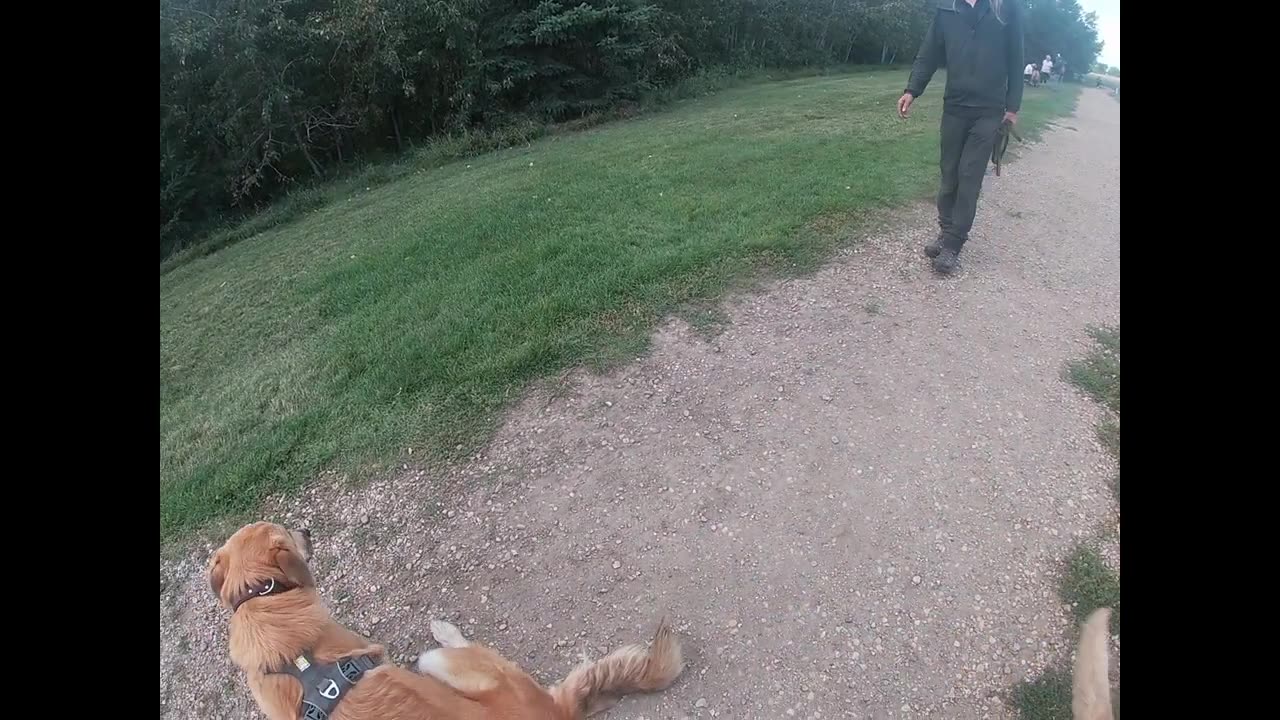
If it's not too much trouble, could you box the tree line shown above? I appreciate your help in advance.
[160,0,1101,258]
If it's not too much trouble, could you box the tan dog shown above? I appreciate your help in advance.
[1071,608,1117,720]
[208,522,683,720]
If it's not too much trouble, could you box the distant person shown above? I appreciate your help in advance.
[1041,54,1054,82]
[1054,53,1065,83]
[897,0,1025,274]
[1024,62,1036,85]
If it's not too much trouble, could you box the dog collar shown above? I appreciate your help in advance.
[230,577,296,613]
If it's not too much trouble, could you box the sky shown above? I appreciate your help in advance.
[1078,0,1120,68]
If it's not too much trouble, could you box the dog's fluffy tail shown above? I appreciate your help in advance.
[550,618,683,718]
[1072,608,1115,720]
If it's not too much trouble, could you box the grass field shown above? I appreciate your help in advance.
[160,71,1079,539]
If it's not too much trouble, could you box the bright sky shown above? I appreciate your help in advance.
[1078,0,1120,68]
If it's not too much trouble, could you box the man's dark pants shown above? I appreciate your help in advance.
[937,111,1003,251]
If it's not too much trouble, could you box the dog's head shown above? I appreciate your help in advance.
[208,521,315,611]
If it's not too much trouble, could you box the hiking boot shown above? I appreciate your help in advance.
[926,234,966,258]
[932,247,961,274]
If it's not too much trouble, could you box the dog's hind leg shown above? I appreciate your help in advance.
[430,619,473,648]
[416,647,503,697]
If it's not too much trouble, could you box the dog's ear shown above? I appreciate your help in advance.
[272,533,316,589]
[208,550,228,603]
[289,528,313,562]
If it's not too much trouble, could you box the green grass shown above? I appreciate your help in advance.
[160,66,908,273]
[1011,667,1073,720]
[1061,544,1121,634]
[1066,325,1119,414]
[160,71,1079,539]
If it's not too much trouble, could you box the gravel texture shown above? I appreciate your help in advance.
[160,90,1119,719]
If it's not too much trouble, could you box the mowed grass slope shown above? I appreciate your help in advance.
[161,72,1077,538]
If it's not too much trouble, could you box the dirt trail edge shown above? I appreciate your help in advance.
[161,90,1119,719]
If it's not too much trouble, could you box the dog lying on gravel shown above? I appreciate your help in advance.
[208,521,683,719]
[1072,608,1117,720]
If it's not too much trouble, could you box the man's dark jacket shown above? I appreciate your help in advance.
[906,0,1025,115]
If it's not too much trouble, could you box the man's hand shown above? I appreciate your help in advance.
[898,93,914,119]
[1003,111,1018,125]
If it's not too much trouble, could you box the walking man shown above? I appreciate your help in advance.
[897,0,1025,274]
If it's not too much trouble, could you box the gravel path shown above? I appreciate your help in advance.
[160,89,1119,719]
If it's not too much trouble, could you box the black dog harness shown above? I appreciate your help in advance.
[271,652,379,720]
[231,578,379,720]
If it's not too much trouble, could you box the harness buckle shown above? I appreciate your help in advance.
[318,678,341,699]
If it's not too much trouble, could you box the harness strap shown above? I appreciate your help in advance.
[271,652,379,720]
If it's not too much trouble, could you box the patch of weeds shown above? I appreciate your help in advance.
[1011,666,1073,720]
[863,297,883,315]
[415,119,548,168]
[1067,325,1119,498]
[806,210,856,237]
[1061,544,1121,635]
[1066,326,1119,414]
[679,303,732,340]
[1096,419,1119,459]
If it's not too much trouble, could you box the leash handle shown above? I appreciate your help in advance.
[992,120,1019,177]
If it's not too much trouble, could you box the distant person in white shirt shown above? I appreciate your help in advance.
[1041,55,1053,79]
[1024,62,1036,85]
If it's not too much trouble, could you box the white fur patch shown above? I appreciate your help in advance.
[414,647,498,694]
[416,648,449,676]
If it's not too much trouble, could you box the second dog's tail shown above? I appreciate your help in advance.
[550,618,684,718]
[1071,608,1115,720]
